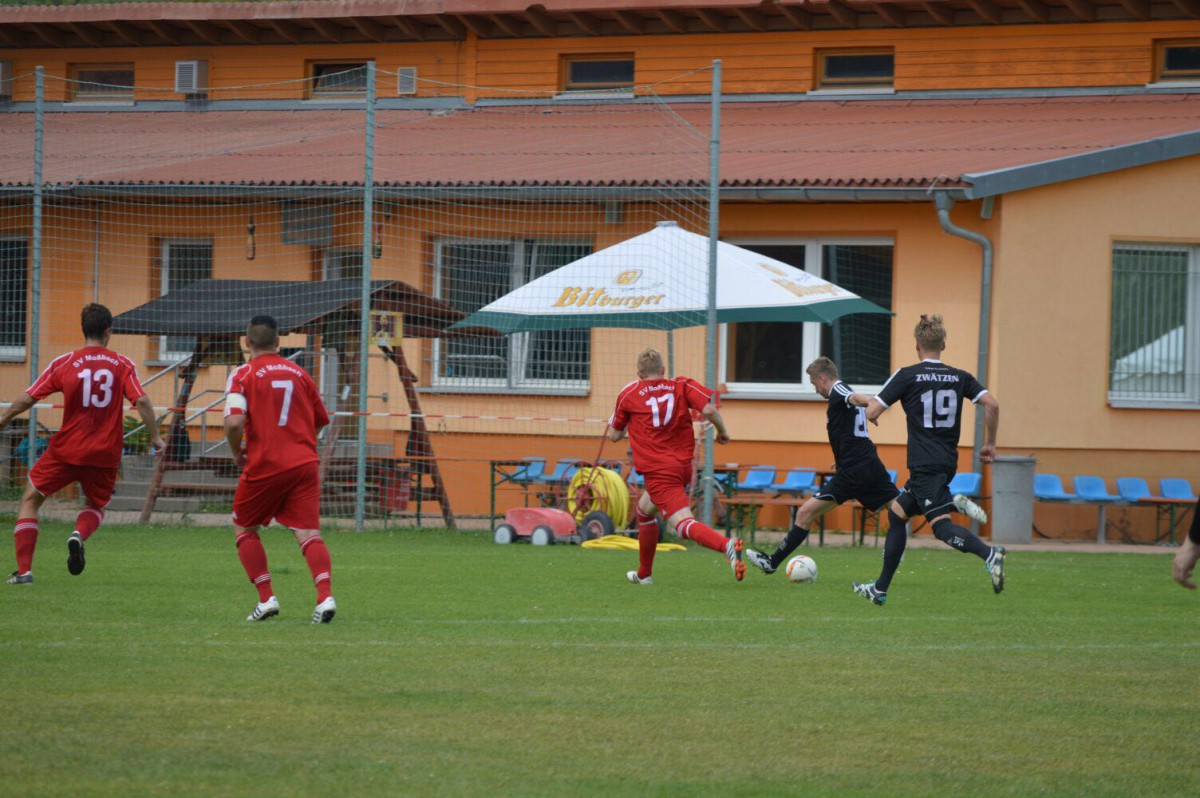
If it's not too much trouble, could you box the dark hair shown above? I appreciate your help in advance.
[246,315,279,349]
[81,303,113,341]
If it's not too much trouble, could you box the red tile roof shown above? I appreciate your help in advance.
[3,94,1200,194]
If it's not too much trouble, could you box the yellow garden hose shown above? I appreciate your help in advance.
[566,466,631,529]
[581,536,686,552]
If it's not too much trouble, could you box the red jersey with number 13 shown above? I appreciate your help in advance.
[27,346,147,469]
[225,354,330,480]
[610,377,714,473]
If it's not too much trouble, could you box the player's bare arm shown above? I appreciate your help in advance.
[701,403,730,444]
[224,410,247,468]
[0,392,35,430]
[865,397,887,423]
[134,395,167,454]
[977,392,1000,463]
[607,425,627,443]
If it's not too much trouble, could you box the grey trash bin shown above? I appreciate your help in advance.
[991,455,1035,544]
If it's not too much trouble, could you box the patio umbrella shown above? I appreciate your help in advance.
[451,221,889,333]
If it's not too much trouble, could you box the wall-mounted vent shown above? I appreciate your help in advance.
[174,60,209,95]
[397,67,417,96]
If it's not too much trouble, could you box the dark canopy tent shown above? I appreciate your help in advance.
[113,278,478,528]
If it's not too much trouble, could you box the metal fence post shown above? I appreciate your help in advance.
[701,59,721,526]
[28,67,44,471]
[356,62,377,532]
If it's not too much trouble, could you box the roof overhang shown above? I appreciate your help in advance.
[1,1,1199,48]
[2,95,1199,201]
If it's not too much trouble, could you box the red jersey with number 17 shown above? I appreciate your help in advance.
[609,377,714,473]
[26,346,147,469]
[225,354,329,480]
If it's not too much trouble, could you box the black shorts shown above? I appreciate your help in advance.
[813,459,899,511]
[898,469,956,519]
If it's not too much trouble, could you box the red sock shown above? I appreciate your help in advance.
[74,507,104,542]
[300,536,333,602]
[635,509,658,579]
[235,531,273,602]
[14,517,38,574]
[676,517,729,554]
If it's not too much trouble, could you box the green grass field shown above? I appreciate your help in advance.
[1,521,1197,797]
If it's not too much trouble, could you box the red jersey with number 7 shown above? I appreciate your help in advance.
[224,354,330,480]
[26,346,148,469]
[610,377,714,473]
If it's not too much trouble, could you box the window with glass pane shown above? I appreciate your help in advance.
[438,242,516,382]
[435,239,591,390]
[725,241,893,393]
[821,245,893,386]
[310,62,369,97]
[1159,42,1200,80]
[323,248,362,281]
[727,245,808,384]
[1109,245,1198,403]
[70,64,134,100]
[0,238,27,357]
[818,51,894,88]
[161,241,212,360]
[563,55,635,90]
[518,242,591,384]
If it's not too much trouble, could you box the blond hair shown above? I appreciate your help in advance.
[636,347,665,378]
[914,314,946,352]
[806,356,839,381]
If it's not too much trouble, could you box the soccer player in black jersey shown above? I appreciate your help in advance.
[745,357,899,578]
[1172,501,1200,588]
[848,314,1004,605]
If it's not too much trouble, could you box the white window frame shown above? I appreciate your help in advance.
[719,236,894,400]
[0,235,27,361]
[1108,242,1200,408]
[431,237,591,394]
[159,238,212,362]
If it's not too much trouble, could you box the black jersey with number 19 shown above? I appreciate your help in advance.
[875,359,987,471]
[827,380,878,469]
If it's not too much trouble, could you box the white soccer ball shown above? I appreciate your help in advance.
[785,555,818,584]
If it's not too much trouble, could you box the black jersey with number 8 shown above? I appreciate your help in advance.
[875,360,988,472]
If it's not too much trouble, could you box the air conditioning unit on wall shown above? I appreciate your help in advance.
[175,60,209,95]
[397,67,417,96]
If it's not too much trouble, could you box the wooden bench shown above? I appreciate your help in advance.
[718,494,818,546]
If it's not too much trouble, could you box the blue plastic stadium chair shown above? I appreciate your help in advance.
[1116,477,1157,503]
[769,468,816,495]
[1160,478,1198,502]
[562,463,582,484]
[504,457,545,485]
[948,472,982,498]
[886,470,898,484]
[535,460,573,485]
[628,468,645,488]
[1073,475,1121,503]
[1034,474,1077,501]
[735,466,777,493]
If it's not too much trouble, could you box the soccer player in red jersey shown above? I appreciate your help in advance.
[608,347,743,585]
[223,315,335,623]
[0,303,165,584]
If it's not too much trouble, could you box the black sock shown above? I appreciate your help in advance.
[770,524,810,567]
[931,518,991,560]
[874,510,908,592]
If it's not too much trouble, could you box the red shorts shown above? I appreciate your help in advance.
[29,452,118,508]
[641,461,694,518]
[233,462,320,531]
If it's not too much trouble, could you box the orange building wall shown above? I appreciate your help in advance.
[5,21,1200,101]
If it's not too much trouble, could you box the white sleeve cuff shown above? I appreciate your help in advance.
[224,393,247,416]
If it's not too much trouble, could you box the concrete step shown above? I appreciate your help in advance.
[106,495,229,513]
